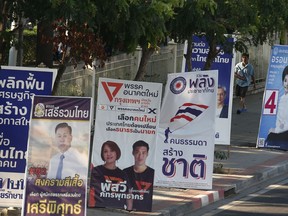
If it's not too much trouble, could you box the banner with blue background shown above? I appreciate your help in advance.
[257,45,288,151]
[0,66,56,207]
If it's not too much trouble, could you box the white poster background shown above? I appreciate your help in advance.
[91,78,162,170]
[154,71,218,190]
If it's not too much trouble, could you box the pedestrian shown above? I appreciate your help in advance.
[234,52,256,114]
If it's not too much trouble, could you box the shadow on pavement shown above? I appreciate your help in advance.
[231,92,264,147]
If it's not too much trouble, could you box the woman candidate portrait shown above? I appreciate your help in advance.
[89,140,132,210]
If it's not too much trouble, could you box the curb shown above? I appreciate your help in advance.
[192,190,225,209]
[153,188,225,216]
[233,160,288,193]
[212,151,288,194]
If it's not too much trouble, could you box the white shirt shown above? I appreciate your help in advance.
[235,62,254,87]
[216,107,222,118]
[275,93,288,133]
[46,147,88,180]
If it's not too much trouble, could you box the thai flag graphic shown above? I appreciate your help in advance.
[169,103,209,132]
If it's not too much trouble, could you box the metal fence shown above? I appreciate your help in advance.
[57,42,270,97]
[57,42,182,97]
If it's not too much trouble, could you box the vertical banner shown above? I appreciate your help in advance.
[257,45,288,151]
[182,36,235,145]
[22,96,92,216]
[0,66,56,207]
[89,78,162,212]
[154,71,218,189]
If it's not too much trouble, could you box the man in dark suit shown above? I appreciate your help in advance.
[216,85,229,118]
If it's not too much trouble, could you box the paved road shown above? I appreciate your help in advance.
[230,92,263,147]
[192,172,288,216]
[203,175,288,216]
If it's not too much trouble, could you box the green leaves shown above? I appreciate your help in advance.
[4,0,288,80]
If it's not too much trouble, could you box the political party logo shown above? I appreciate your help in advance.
[34,103,45,117]
[170,76,186,94]
[135,181,152,196]
[101,81,123,102]
[164,102,209,143]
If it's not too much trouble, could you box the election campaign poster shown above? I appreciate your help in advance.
[22,96,92,216]
[0,66,56,207]
[89,78,162,212]
[154,71,218,190]
[182,36,235,145]
[257,45,288,151]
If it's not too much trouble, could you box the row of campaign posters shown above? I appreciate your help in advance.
[0,36,237,214]
[1,68,218,214]
[2,42,287,215]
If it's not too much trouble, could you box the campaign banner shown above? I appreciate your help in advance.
[257,45,288,151]
[89,78,162,212]
[182,36,235,145]
[22,96,92,216]
[0,66,56,207]
[154,71,218,190]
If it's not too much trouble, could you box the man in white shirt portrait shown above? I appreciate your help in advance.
[46,122,87,180]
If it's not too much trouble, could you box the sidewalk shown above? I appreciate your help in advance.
[86,91,288,215]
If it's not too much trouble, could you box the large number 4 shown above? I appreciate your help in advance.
[264,90,278,115]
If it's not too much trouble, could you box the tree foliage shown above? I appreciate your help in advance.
[90,0,183,80]
[0,1,17,64]
[49,19,107,94]
[20,0,109,94]
[251,0,288,45]
[169,0,288,71]
[122,0,182,80]
[2,0,288,91]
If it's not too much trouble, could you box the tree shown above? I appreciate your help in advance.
[170,0,288,71]
[47,0,182,83]
[168,0,218,71]
[19,0,109,94]
[124,0,182,81]
[0,1,17,64]
[198,0,257,70]
[50,20,107,94]
[93,0,183,81]
[10,0,288,93]
[250,0,288,46]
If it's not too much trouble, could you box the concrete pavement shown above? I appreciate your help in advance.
[86,91,288,215]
